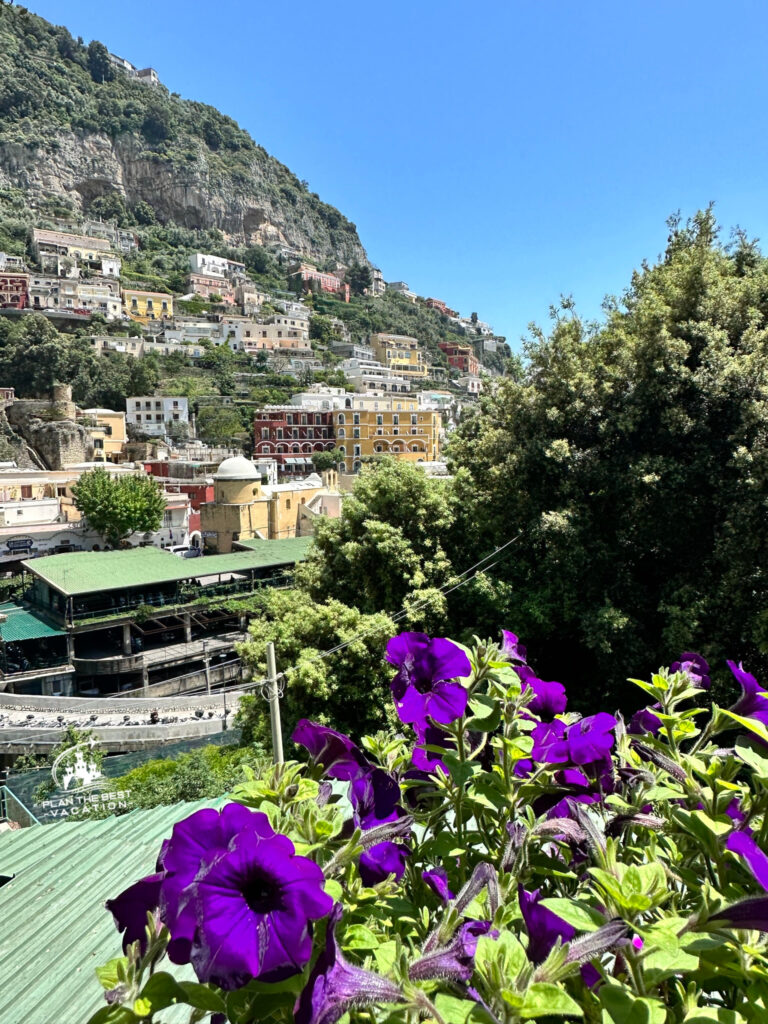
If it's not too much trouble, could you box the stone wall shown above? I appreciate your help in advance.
[6,403,93,469]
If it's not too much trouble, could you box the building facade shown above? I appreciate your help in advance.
[122,289,173,322]
[439,341,480,376]
[253,408,335,473]
[0,272,28,309]
[369,333,428,380]
[331,395,440,473]
[126,397,189,438]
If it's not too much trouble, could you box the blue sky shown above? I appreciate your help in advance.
[25,0,768,347]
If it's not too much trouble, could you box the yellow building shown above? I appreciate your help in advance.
[332,395,441,473]
[122,288,173,323]
[200,456,336,553]
[81,409,127,463]
[369,333,428,380]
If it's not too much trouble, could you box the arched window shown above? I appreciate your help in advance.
[353,460,362,473]
[345,398,352,409]
[277,444,286,454]
[337,445,346,457]
[338,414,346,426]
[292,443,300,454]
[261,444,269,453]
[337,427,345,438]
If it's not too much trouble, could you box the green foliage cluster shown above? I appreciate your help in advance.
[0,314,160,406]
[447,209,768,706]
[72,467,166,546]
[234,588,397,744]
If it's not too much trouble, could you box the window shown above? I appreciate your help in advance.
[155,401,161,409]
[353,428,360,439]
[261,444,269,453]
[145,401,151,409]
[337,427,345,438]
[21,486,32,499]
[286,499,291,510]
[276,429,283,440]
[146,300,154,310]
[286,414,293,425]
[94,438,104,450]
[376,414,383,425]
[136,414,142,422]
[338,414,345,425]
[411,414,418,424]
[354,445,361,457]
[261,428,269,439]
[393,415,399,425]
[353,413,360,425]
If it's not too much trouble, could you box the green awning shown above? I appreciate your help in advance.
[0,602,66,643]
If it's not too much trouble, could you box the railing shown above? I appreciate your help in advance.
[0,785,40,828]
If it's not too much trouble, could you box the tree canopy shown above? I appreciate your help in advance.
[72,469,166,547]
[448,209,768,706]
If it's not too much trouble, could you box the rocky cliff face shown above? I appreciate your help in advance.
[5,404,93,470]
[0,130,368,265]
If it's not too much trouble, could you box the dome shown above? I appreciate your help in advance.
[214,456,261,481]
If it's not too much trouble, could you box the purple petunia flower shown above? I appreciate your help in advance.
[105,873,164,954]
[422,867,455,903]
[159,803,272,965]
[727,661,768,726]
[532,714,617,767]
[709,896,768,932]
[501,630,528,664]
[349,768,403,830]
[386,632,470,730]
[190,822,332,989]
[670,652,711,690]
[519,887,601,986]
[726,831,768,891]
[519,886,575,964]
[627,705,662,736]
[518,666,567,720]
[359,841,409,886]
[294,904,403,1024]
[410,920,496,983]
[106,803,272,963]
[292,720,370,781]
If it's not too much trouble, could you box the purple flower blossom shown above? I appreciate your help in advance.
[518,666,567,720]
[105,873,164,954]
[294,904,403,1024]
[709,896,768,932]
[531,713,617,767]
[670,652,711,690]
[292,720,370,781]
[727,661,768,726]
[410,920,496,983]
[422,867,455,902]
[726,831,768,891]
[501,630,527,664]
[159,804,271,965]
[519,886,575,964]
[627,705,662,736]
[386,632,470,730]
[349,768,403,829]
[359,841,409,886]
[190,823,332,989]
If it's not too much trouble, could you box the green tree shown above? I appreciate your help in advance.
[195,405,244,445]
[235,589,396,745]
[347,263,373,296]
[86,40,114,83]
[72,469,166,547]
[310,450,338,473]
[296,459,457,630]
[448,209,768,706]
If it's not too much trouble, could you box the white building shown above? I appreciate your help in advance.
[387,281,417,301]
[457,375,483,395]
[338,358,412,394]
[0,498,62,528]
[189,253,246,279]
[126,397,190,438]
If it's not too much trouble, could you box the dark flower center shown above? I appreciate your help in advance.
[242,871,279,913]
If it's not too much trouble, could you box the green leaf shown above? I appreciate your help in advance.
[735,736,768,778]
[177,982,227,1013]
[344,924,379,949]
[540,899,605,932]
[434,993,490,1023]
[721,711,768,746]
[684,1009,744,1023]
[599,983,666,1024]
[94,957,127,991]
[132,999,151,1018]
[466,694,502,732]
[520,983,583,1018]
[374,939,399,973]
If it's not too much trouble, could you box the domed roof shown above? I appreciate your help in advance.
[214,456,261,481]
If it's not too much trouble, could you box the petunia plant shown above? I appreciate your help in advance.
[88,631,768,1024]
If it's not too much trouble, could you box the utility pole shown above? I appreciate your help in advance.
[202,639,211,695]
[266,641,283,763]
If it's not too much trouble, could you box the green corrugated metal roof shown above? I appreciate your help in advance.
[232,535,314,557]
[22,542,311,597]
[0,602,66,642]
[0,798,226,1024]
